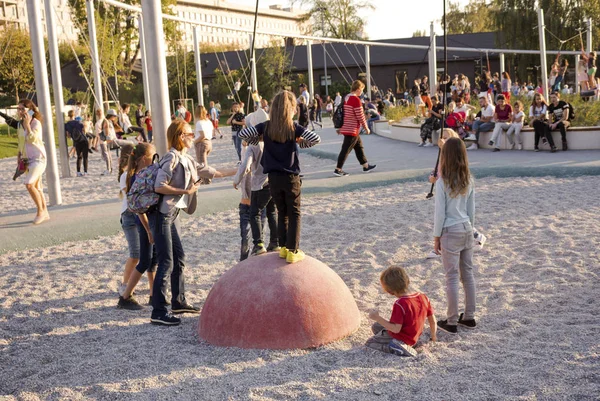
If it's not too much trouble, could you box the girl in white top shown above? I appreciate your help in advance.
[528,93,551,152]
[193,105,214,172]
[16,99,49,225]
[506,101,525,150]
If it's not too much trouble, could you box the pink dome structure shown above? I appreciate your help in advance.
[199,253,361,349]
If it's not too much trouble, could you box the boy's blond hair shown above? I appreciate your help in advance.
[380,266,410,295]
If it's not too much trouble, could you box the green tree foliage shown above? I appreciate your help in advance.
[0,27,34,102]
[443,0,497,35]
[256,39,295,100]
[412,30,427,37]
[292,0,374,39]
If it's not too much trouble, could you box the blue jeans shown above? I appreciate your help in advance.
[250,186,274,247]
[147,130,153,143]
[121,211,140,259]
[150,209,186,315]
[367,115,381,131]
[473,120,495,142]
[239,203,251,261]
[232,132,243,161]
[135,221,157,274]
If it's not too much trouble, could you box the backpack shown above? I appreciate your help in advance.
[67,121,87,144]
[127,154,164,214]
[333,102,344,129]
[567,102,575,121]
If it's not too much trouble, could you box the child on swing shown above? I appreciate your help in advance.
[426,129,486,260]
[238,91,321,263]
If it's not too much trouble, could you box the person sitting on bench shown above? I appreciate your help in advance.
[465,93,494,151]
[547,91,570,151]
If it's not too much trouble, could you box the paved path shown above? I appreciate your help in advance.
[1,127,599,254]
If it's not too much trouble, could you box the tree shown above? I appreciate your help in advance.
[0,27,35,102]
[442,0,497,35]
[412,30,427,37]
[292,0,374,39]
[256,40,295,100]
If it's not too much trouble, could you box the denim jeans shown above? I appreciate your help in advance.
[367,115,381,131]
[250,186,278,247]
[473,120,495,142]
[121,211,140,259]
[135,221,157,274]
[239,203,251,261]
[147,130,153,143]
[232,132,243,161]
[150,208,186,315]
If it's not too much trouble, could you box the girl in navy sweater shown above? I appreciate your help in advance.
[238,90,321,263]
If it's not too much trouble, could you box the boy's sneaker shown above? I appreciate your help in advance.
[457,313,477,329]
[389,339,418,357]
[363,164,376,173]
[333,169,349,177]
[251,243,267,256]
[426,250,440,259]
[171,302,200,314]
[488,140,494,146]
[150,313,181,326]
[437,319,458,334]
[117,295,144,310]
[266,243,281,252]
[279,247,288,258]
[286,249,305,264]
[466,143,478,151]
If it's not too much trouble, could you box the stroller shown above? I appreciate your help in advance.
[444,111,468,139]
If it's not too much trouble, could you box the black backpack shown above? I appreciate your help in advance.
[333,102,344,129]
[67,121,87,144]
[567,102,575,121]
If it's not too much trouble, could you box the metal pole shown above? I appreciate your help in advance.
[429,21,437,94]
[575,55,581,94]
[249,34,258,93]
[537,8,549,100]
[365,45,371,99]
[26,0,61,205]
[138,15,152,111]
[141,0,170,156]
[321,14,328,97]
[86,0,104,113]
[586,18,593,54]
[45,0,70,178]
[306,40,314,100]
[193,26,204,107]
[499,53,505,74]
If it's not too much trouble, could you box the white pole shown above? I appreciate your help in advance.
[26,0,62,205]
[86,0,104,113]
[365,45,371,99]
[575,55,581,94]
[307,40,314,100]
[193,26,204,107]
[499,53,505,74]
[429,22,437,93]
[141,0,171,156]
[537,8,549,100]
[586,18,593,54]
[249,34,258,94]
[138,15,152,112]
[45,0,70,178]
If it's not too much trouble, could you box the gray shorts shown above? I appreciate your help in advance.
[365,323,417,357]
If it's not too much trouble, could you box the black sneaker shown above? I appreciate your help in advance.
[150,313,181,326]
[171,303,200,314]
[363,164,376,173]
[251,243,267,256]
[562,141,568,151]
[488,140,494,146]
[492,148,500,152]
[266,242,281,252]
[437,319,458,334]
[117,295,144,310]
[550,146,557,153]
[534,147,540,152]
[457,313,477,329]
[333,169,349,177]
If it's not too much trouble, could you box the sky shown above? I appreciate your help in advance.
[227,0,471,40]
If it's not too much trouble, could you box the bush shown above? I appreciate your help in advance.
[383,104,415,123]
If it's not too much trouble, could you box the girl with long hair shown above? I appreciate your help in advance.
[433,137,477,334]
[238,90,321,263]
[529,93,556,152]
[117,142,158,310]
[193,105,214,170]
[150,120,236,325]
[17,99,49,224]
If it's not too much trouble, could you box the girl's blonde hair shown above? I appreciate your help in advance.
[195,105,208,120]
[267,90,296,143]
[167,119,189,151]
[125,143,155,193]
[442,128,460,140]
[380,266,410,295]
[440,137,471,198]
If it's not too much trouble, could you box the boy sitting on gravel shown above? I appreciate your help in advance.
[366,266,437,356]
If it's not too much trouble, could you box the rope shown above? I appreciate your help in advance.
[351,44,382,96]
[0,25,16,65]
[328,43,354,83]
[323,45,351,85]
[288,43,297,76]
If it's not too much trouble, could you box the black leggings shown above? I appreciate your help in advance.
[533,120,555,148]
[268,173,301,251]
[336,134,367,170]
[75,141,89,173]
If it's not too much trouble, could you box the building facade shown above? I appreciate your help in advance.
[0,0,79,40]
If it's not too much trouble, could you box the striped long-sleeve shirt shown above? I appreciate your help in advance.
[340,94,368,136]
[238,122,321,174]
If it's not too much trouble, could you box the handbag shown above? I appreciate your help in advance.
[13,157,28,181]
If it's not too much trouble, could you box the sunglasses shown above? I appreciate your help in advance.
[181,132,194,138]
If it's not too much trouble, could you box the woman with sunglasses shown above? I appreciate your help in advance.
[149,120,236,326]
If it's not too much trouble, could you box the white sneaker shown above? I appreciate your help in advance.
[418,142,425,147]
[424,142,434,147]
[77,172,83,177]
[466,143,478,151]
[101,169,110,176]
[426,250,440,259]
[464,134,477,141]
[517,143,523,150]
[509,141,516,150]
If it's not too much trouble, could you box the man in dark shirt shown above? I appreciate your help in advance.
[65,110,89,176]
[547,91,570,151]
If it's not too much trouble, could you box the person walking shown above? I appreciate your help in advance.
[333,80,376,177]
[65,111,89,176]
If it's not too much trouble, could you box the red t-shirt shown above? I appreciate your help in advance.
[495,104,512,121]
[145,117,152,131]
[389,293,434,346]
